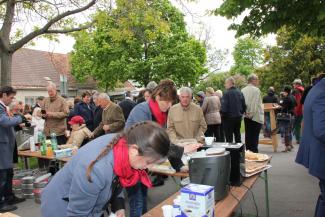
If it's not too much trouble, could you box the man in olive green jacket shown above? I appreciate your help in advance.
[167,87,207,144]
[43,83,69,145]
[93,93,125,137]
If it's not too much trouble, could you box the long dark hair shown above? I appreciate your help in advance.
[86,121,170,182]
[151,79,177,102]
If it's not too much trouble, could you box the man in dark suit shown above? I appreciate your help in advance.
[0,86,26,212]
[119,91,136,120]
[296,78,325,217]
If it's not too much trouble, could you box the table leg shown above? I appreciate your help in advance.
[270,110,278,152]
[23,157,29,169]
[264,170,270,217]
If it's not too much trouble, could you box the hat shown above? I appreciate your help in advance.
[292,79,302,85]
[68,115,85,125]
[206,87,215,95]
[196,91,205,98]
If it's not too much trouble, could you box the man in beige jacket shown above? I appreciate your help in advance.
[242,74,264,153]
[93,93,125,137]
[167,87,207,145]
[42,82,69,145]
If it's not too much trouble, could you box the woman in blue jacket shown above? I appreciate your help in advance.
[41,121,170,217]
[126,79,201,217]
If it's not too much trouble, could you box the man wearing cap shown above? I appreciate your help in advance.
[66,116,92,148]
[195,91,205,107]
[292,79,305,144]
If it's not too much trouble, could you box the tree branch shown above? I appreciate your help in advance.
[10,0,97,51]
[0,0,8,4]
[45,22,93,34]
[0,0,15,52]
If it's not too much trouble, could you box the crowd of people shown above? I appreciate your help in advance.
[0,72,325,216]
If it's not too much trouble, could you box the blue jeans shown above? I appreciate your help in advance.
[126,182,148,217]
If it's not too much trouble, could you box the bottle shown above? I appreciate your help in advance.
[50,133,58,151]
[40,135,47,156]
[29,137,36,152]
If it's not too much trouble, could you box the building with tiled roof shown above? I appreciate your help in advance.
[12,48,97,105]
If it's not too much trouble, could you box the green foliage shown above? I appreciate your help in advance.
[230,37,263,76]
[71,0,207,89]
[214,0,325,37]
[256,27,325,93]
[195,72,247,93]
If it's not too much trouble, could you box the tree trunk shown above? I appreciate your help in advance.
[0,50,12,86]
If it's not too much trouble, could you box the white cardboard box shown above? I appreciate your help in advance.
[180,184,214,217]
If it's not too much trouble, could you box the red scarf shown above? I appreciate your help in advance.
[113,138,152,188]
[149,99,167,127]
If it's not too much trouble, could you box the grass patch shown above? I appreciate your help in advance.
[17,157,39,169]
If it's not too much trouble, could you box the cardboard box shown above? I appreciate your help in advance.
[180,184,214,217]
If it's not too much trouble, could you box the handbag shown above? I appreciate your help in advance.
[276,113,292,122]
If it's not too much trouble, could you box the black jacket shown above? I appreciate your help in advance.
[74,102,95,131]
[93,106,104,137]
[263,93,278,103]
[221,87,246,119]
[119,99,136,120]
[279,94,296,115]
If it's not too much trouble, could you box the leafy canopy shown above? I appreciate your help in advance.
[230,37,263,76]
[256,27,325,93]
[215,0,325,37]
[71,0,207,89]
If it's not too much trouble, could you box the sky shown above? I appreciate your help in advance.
[27,0,276,71]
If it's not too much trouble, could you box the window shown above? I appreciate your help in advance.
[25,96,37,106]
[60,74,68,95]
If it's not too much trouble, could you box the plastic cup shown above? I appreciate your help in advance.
[162,205,173,217]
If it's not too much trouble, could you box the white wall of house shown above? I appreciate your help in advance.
[15,89,48,105]
[15,89,79,105]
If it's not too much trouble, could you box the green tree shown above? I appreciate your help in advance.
[230,37,263,76]
[195,72,246,93]
[256,27,325,93]
[0,0,99,86]
[214,0,325,37]
[71,0,207,89]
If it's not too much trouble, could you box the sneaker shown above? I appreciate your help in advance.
[0,204,17,213]
[6,195,26,205]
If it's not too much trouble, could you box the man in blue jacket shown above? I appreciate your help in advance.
[296,78,325,217]
[0,86,25,212]
[74,91,95,131]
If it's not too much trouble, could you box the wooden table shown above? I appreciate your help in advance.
[259,103,281,152]
[143,170,270,217]
[18,150,70,169]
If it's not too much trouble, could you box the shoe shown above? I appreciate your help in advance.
[0,204,17,213]
[6,195,26,205]
[152,178,165,187]
[282,147,291,152]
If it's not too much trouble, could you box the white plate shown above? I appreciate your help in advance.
[206,147,226,155]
